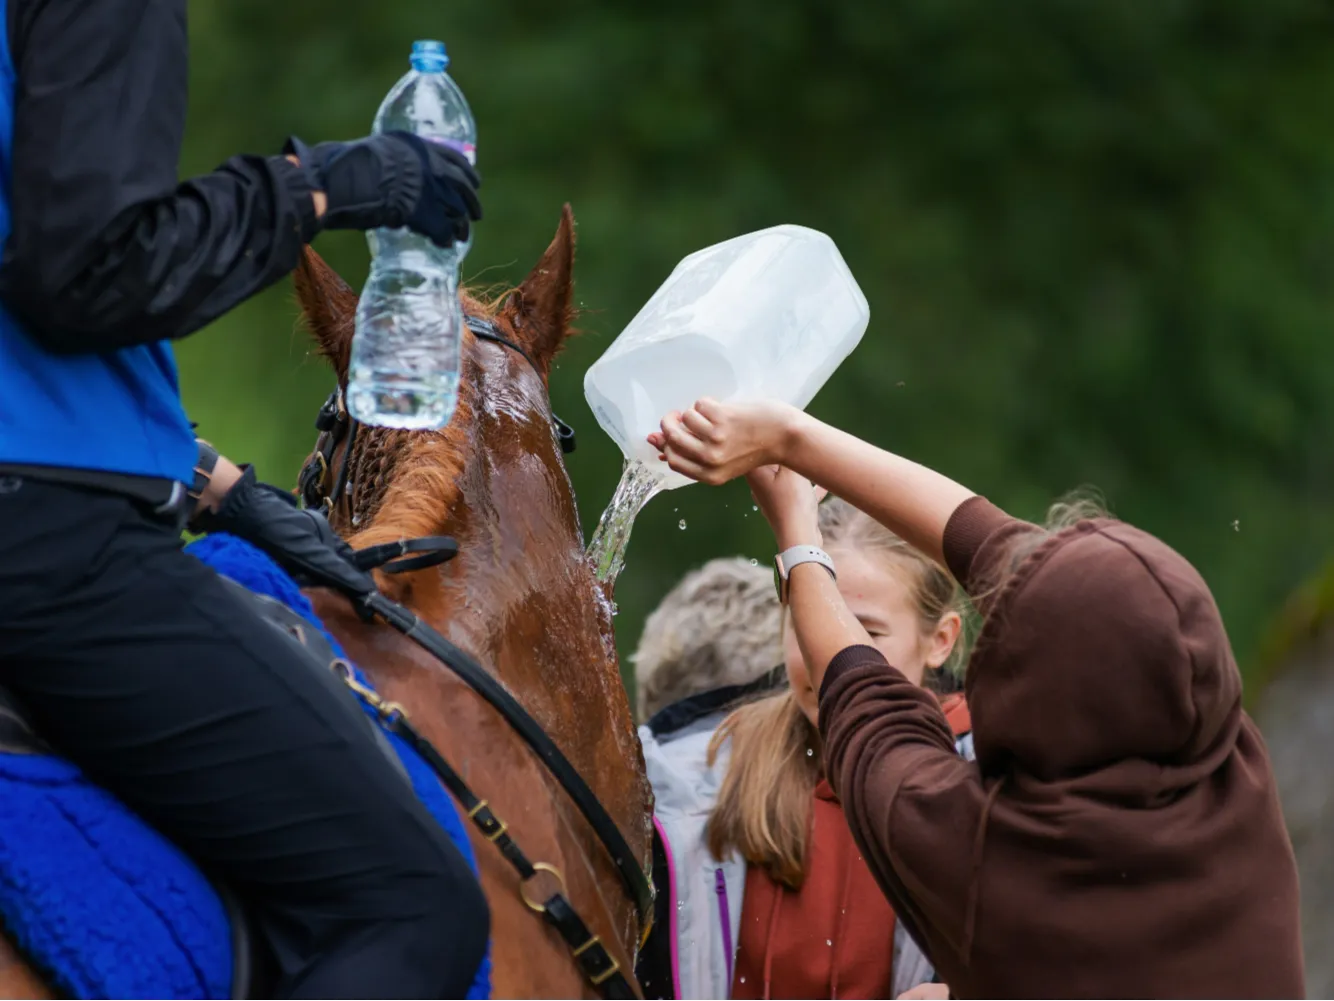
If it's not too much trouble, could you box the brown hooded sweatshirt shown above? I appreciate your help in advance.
[819,496,1303,999]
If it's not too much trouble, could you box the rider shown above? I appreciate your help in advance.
[0,2,487,997]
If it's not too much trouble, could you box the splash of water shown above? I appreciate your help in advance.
[587,459,667,587]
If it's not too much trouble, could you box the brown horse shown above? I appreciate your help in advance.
[0,207,654,998]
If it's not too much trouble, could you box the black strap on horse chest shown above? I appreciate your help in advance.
[357,586,655,931]
[338,663,636,998]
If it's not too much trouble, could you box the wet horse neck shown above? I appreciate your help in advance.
[432,463,619,726]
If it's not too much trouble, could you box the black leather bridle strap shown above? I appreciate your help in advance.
[466,317,577,455]
[355,587,655,931]
[336,663,637,999]
[353,535,459,575]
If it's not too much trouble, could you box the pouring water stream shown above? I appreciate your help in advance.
[581,224,870,593]
[586,459,667,588]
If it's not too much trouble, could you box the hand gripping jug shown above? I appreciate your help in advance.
[584,224,870,490]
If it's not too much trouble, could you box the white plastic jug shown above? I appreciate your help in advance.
[584,224,870,489]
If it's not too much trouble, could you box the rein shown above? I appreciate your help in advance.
[297,318,651,999]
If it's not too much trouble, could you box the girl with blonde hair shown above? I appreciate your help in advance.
[709,497,970,1000]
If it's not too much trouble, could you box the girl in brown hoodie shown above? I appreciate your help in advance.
[648,399,1304,999]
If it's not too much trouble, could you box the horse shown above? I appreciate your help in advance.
[0,206,654,998]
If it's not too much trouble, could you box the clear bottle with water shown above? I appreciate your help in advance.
[347,39,477,430]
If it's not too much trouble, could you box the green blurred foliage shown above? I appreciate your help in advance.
[179,0,1334,695]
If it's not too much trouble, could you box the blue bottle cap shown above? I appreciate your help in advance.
[411,39,449,73]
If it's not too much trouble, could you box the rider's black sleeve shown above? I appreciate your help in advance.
[0,0,321,354]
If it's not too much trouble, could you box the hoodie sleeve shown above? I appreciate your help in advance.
[819,645,985,959]
[941,495,1043,598]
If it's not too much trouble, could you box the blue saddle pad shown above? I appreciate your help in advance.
[0,533,490,999]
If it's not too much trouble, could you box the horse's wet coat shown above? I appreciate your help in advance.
[300,206,653,997]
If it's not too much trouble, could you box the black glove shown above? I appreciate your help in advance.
[194,467,377,599]
[284,132,482,248]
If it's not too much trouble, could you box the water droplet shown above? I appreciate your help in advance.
[896,380,905,388]
[1231,519,1240,532]
[806,748,814,757]
[678,519,687,530]
[752,504,759,512]
[750,558,759,566]
[826,938,833,947]
[739,977,746,984]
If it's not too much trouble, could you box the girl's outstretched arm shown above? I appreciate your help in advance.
[744,464,872,694]
[652,398,975,566]
[741,465,980,959]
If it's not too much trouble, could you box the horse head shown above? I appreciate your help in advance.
[294,207,652,997]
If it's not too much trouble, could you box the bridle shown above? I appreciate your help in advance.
[299,316,576,524]
[296,315,651,998]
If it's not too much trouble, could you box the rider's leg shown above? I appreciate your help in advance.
[0,478,489,1000]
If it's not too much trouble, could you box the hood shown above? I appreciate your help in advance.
[639,713,732,818]
[964,518,1243,786]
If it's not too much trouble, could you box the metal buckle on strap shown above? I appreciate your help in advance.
[519,862,569,915]
[314,389,344,432]
[589,956,622,988]
[332,645,642,997]
[573,936,622,987]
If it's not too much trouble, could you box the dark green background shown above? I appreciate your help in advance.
[178,0,1334,697]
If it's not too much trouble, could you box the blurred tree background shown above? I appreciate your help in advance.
[179,0,1334,703]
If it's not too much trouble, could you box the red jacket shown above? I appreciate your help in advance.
[732,694,971,999]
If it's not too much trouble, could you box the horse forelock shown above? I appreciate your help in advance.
[341,290,518,551]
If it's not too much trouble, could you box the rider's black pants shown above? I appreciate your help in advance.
[0,476,489,999]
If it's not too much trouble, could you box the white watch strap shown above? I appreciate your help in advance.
[777,545,836,582]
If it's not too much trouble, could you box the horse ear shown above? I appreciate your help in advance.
[505,204,576,372]
[294,246,358,381]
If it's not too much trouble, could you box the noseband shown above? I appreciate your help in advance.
[294,315,651,998]
[299,315,576,521]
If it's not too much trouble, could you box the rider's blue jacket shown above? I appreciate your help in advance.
[0,0,317,481]
[0,35,193,480]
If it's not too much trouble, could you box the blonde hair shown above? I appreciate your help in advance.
[705,497,964,888]
[633,558,783,720]
[992,487,1114,586]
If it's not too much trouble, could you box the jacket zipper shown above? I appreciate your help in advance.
[715,867,734,990]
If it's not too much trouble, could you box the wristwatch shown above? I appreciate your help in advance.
[188,439,220,505]
[774,545,837,604]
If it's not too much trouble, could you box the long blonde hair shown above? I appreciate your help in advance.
[705,497,963,888]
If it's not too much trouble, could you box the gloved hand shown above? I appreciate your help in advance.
[284,132,482,247]
[194,467,378,599]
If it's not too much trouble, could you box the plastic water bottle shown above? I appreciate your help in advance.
[347,39,477,430]
[584,224,870,490]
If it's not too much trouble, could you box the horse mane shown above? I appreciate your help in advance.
[353,293,506,554]
[293,247,504,552]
